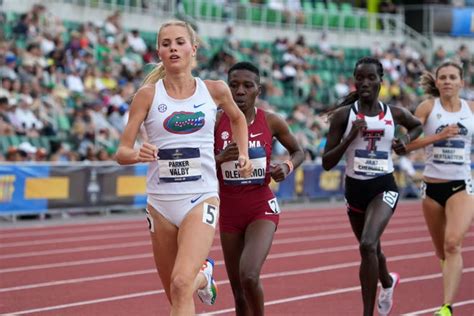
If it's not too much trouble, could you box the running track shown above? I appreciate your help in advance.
[0,201,472,315]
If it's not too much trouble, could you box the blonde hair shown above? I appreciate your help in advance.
[141,20,198,87]
[420,60,464,97]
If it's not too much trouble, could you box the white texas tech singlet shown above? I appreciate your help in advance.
[423,98,473,180]
[144,78,218,194]
[343,101,396,180]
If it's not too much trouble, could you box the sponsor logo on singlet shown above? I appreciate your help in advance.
[163,111,205,134]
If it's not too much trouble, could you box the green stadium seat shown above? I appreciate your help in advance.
[340,3,356,29]
[302,0,314,11]
[306,11,324,28]
[28,137,42,149]
[200,1,223,20]
[360,15,369,29]
[327,2,340,28]
[57,114,71,132]
[251,6,263,24]
[39,137,51,152]
[0,136,9,154]
[266,8,282,25]
[7,135,21,147]
[315,2,325,12]
[182,0,196,17]
[141,31,156,47]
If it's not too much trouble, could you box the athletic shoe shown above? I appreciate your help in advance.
[434,304,452,316]
[197,258,217,305]
[377,272,400,315]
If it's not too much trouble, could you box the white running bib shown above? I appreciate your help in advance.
[266,197,281,215]
[221,147,267,185]
[158,148,202,182]
[354,150,389,176]
[433,140,465,165]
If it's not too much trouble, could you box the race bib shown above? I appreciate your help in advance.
[354,149,389,176]
[433,140,465,165]
[158,148,202,182]
[266,197,281,215]
[221,147,266,185]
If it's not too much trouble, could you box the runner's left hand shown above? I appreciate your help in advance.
[271,163,289,182]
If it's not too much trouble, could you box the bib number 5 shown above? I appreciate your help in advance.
[202,202,218,228]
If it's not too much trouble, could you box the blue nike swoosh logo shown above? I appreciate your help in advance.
[191,194,204,203]
[193,103,205,108]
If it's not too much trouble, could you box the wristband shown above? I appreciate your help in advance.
[283,160,294,175]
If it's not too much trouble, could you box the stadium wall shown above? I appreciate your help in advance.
[3,162,472,216]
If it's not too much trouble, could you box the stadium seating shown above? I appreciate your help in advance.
[178,0,377,30]
[0,1,467,161]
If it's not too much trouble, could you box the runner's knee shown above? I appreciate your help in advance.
[444,234,462,255]
[360,239,378,257]
[170,273,194,299]
[240,270,260,291]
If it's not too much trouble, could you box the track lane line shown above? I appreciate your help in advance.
[199,268,474,315]
[2,232,471,274]
[8,268,473,315]
[0,222,429,260]
[0,213,424,248]
[402,300,474,315]
[1,245,472,294]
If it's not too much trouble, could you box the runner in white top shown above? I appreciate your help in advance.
[422,97,472,180]
[116,20,252,315]
[405,61,474,316]
[322,57,422,316]
[343,100,396,180]
[145,77,219,195]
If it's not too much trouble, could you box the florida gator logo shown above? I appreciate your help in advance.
[163,111,205,134]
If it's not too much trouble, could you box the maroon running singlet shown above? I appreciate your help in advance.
[215,109,280,233]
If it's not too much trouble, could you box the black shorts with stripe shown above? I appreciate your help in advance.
[345,173,399,214]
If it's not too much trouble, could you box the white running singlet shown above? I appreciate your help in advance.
[423,98,473,180]
[144,78,218,194]
[343,101,396,180]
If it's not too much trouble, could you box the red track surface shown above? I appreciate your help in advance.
[0,201,473,315]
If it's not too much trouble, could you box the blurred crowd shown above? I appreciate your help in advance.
[0,3,472,164]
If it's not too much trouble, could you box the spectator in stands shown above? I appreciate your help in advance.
[215,61,304,316]
[456,44,471,82]
[5,147,25,162]
[318,33,343,60]
[334,75,350,99]
[0,2,472,167]
[104,10,122,36]
[127,29,147,54]
[115,20,252,314]
[17,141,37,161]
[379,0,397,14]
[405,61,473,316]
[0,54,18,81]
[433,46,447,66]
[32,147,48,161]
[0,96,14,135]
[13,95,43,134]
[50,142,76,162]
[12,13,30,38]
[322,57,422,316]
